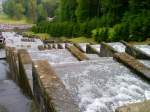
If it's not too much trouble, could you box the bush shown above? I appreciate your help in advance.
[92,27,109,42]
[32,19,100,38]
[108,23,129,41]
[122,10,150,41]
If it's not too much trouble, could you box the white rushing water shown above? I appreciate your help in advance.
[2,32,43,51]
[54,59,150,112]
[91,45,101,53]
[139,60,150,68]
[29,49,78,65]
[108,42,126,53]
[79,43,89,52]
[135,45,150,56]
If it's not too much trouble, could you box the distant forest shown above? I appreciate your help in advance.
[3,0,150,42]
[2,0,58,21]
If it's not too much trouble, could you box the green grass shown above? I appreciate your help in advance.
[0,13,31,24]
[23,31,50,40]
[24,31,97,43]
[128,38,150,45]
[67,37,97,43]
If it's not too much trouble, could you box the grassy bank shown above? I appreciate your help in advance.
[24,31,97,43]
[68,37,97,43]
[23,31,50,40]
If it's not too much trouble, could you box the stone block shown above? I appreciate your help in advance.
[86,44,99,54]
[125,43,150,59]
[32,60,80,112]
[99,42,117,57]
[116,100,150,112]
[18,49,33,98]
[114,53,150,79]
[67,45,89,61]
[74,43,85,53]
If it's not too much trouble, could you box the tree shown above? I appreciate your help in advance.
[76,0,101,22]
[37,4,47,22]
[58,0,77,21]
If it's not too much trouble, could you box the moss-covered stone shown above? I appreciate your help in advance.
[125,44,150,59]
[38,45,45,51]
[86,44,99,54]
[6,47,19,82]
[0,105,8,112]
[57,43,64,49]
[74,43,85,53]
[99,42,117,57]
[67,45,89,61]
[18,49,33,98]
[32,60,80,112]
[116,100,150,112]
[114,53,150,79]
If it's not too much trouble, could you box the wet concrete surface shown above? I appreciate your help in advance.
[0,60,31,112]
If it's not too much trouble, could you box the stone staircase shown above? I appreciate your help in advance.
[2,32,150,112]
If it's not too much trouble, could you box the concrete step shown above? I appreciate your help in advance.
[53,58,150,112]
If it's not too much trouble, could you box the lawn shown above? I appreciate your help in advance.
[24,31,97,43]
[23,31,50,40]
[128,38,150,45]
[67,37,97,43]
[0,13,31,25]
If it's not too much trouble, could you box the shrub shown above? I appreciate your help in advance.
[108,23,129,41]
[92,27,109,42]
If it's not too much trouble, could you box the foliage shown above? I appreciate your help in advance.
[32,0,150,42]
[2,0,58,22]
[92,27,109,42]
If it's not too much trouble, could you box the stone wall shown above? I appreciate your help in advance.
[6,47,33,98]
[18,49,33,98]
[116,100,150,112]
[99,42,117,57]
[67,45,89,61]
[74,43,85,53]
[86,44,100,55]
[57,43,64,49]
[114,53,150,80]
[6,47,19,82]
[32,60,80,112]
[123,42,150,59]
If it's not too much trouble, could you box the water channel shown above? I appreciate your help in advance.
[0,60,34,112]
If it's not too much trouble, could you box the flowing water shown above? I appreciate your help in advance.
[0,60,31,112]
[91,45,101,53]
[108,42,126,53]
[78,43,89,52]
[86,54,101,60]
[135,45,150,56]
[2,32,43,51]
[29,49,78,65]
[53,59,150,112]
[139,60,150,68]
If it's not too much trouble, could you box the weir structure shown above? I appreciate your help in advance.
[1,32,150,112]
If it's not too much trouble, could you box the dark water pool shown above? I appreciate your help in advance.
[0,60,32,112]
